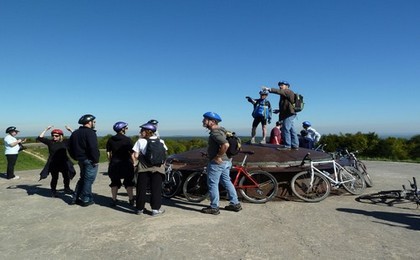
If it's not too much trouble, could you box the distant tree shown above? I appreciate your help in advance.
[407,135,420,160]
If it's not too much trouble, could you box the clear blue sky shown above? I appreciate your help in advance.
[1,0,419,138]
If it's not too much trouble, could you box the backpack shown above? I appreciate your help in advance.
[222,129,242,158]
[144,138,166,167]
[287,92,304,113]
[252,99,270,119]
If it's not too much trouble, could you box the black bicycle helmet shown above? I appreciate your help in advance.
[78,114,96,124]
[5,126,19,134]
[113,121,128,132]
[203,112,222,122]
[147,119,159,125]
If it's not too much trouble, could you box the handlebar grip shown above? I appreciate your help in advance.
[300,153,311,167]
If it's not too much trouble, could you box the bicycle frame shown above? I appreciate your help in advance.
[231,153,261,189]
[309,160,356,187]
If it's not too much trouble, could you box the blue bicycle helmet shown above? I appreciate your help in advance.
[78,114,96,124]
[302,121,311,127]
[203,112,222,122]
[113,121,128,132]
[140,123,156,132]
[259,90,269,95]
[278,81,290,87]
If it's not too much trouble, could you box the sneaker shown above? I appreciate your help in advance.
[152,209,165,217]
[259,139,266,144]
[224,203,242,212]
[201,206,220,215]
[250,138,256,144]
[81,201,95,207]
[291,147,299,150]
[129,198,135,206]
[64,188,74,194]
[135,209,144,215]
[10,176,20,180]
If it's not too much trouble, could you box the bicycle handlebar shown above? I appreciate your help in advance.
[300,153,311,167]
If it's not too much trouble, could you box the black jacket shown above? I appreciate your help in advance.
[68,126,100,163]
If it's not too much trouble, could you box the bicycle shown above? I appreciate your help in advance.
[335,148,373,187]
[161,159,183,198]
[290,153,366,202]
[356,177,419,208]
[182,151,279,204]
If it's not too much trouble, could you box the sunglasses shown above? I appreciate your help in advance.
[52,135,60,137]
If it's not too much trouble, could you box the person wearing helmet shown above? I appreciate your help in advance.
[201,112,241,215]
[68,114,100,207]
[246,90,272,144]
[302,121,321,148]
[131,122,168,216]
[147,119,160,138]
[36,125,75,197]
[106,121,135,207]
[4,126,26,180]
[262,81,299,150]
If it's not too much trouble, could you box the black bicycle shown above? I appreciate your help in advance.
[162,159,183,198]
[356,177,419,208]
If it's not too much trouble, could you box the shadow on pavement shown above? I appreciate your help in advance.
[336,207,420,231]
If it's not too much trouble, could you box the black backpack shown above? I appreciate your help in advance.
[144,138,166,167]
[222,129,241,158]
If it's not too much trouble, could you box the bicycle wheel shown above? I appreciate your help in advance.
[183,171,209,202]
[356,190,403,205]
[291,171,331,202]
[162,170,183,198]
[340,166,366,195]
[356,161,373,187]
[238,171,279,203]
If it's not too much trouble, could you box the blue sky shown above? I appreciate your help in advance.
[1,0,419,138]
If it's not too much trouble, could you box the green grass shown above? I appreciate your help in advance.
[0,144,108,172]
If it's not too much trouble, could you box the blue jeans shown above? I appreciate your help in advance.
[74,160,98,203]
[281,114,299,148]
[207,160,239,208]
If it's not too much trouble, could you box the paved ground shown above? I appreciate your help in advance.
[1,161,419,260]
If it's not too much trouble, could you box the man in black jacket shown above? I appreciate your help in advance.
[68,114,100,206]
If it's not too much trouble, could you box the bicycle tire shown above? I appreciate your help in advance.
[356,190,403,205]
[340,166,366,195]
[162,170,183,198]
[290,171,331,202]
[356,161,373,187]
[238,170,279,203]
[183,171,208,202]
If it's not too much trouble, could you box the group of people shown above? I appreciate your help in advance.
[248,81,321,148]
[3,116,167,216]
[4,79,321,217]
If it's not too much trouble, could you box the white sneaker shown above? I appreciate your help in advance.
[260,139,266,144]
[10,176,20,180]
[152,209,165,216]
[250,138,256,144]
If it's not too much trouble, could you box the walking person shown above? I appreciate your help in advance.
[131,122,167,216]
[246,91,272,144]
[201,112,242,215]
[263,81,299,149]
[37,126,75,197]
[106,121,135,207]
[68,114,100,207]
[269,121,283,145]
[4,126,26,180]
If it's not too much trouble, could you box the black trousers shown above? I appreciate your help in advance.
[6,154,18,179]
[50,169,71,192]
[136,172,163,211]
